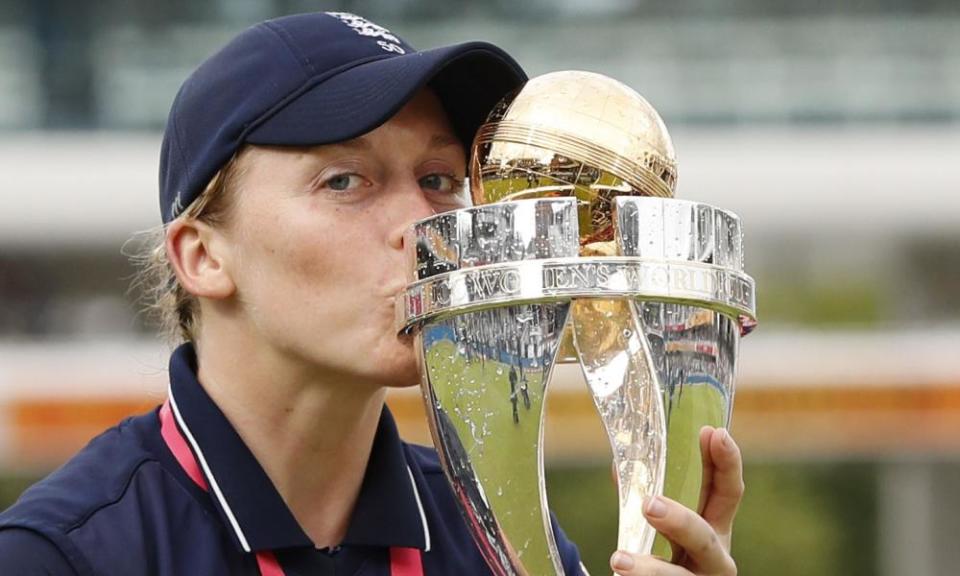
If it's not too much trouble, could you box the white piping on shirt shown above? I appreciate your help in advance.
[406,466,432,553]
[169,385,432,555]
[168,386,253,552]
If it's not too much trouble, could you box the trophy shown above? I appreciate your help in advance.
[397,71,757,575]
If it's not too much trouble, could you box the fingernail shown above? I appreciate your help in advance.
[719,428,732,448]
[645,496,667,518]
[611,551,635,571]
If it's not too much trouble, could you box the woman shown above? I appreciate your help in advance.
[0,12,743,576]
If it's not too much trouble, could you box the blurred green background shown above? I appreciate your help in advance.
[548,462,879,576]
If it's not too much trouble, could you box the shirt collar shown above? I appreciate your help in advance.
[167,343,430,553]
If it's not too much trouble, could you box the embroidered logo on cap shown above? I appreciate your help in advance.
[328,12,406,54]
[170,191,184,220]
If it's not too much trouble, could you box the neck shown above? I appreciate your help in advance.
[195,332,385,548]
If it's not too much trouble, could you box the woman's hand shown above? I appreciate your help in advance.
[609,426,744,576]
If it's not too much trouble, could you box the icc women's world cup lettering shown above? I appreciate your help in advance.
[397,71,757,575]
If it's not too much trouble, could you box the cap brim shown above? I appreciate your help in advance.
[244,41,526,150]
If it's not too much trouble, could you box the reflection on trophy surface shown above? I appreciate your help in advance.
[397,71,757,575]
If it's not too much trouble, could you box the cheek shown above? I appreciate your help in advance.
[229,200,420,381]
[236,206,387,322]
[231,210,323,309]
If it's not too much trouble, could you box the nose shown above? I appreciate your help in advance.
[386,185,438,252]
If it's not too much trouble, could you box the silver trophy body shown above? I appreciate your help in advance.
[396,72,757,575]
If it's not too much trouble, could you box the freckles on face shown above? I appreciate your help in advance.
[219,90,466,385]
[238,186,376,308]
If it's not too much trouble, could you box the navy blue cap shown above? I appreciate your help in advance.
[159,11,526,223]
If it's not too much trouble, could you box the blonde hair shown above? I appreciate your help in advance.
[129,149,248,343]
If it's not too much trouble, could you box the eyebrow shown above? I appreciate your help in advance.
[325,133,460,151]
[333,137,373,150]
[428,134,462,149]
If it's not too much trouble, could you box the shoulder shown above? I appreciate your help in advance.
[0,411,159,533]
[0,409,190,574]
[0,528,77,575]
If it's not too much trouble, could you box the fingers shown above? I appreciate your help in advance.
[642,495,737,575]
[610,551,691,576]
[696,426,715,514]
[608,428,742,575]
[699,427,745,538]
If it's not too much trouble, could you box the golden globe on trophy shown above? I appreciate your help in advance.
[397,71,757,575]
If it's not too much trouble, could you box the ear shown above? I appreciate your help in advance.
[165,218,236,300]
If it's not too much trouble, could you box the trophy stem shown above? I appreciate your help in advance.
[418,304,570,576]
[571,298,668,556]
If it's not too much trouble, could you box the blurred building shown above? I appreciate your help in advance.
[0,2,958,575]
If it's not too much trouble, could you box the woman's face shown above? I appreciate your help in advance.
[219,90,467,388]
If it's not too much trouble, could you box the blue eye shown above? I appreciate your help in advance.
[326,173,366,191]
[420,173,462,193]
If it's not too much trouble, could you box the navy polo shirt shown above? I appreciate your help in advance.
[0,344,584,575]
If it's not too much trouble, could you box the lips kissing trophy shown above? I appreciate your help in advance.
[397,71,757,575]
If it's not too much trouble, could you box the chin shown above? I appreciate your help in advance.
[367,339,421,388]
[340,358,419,389]
[382,356,422,388]
[361,366,419,389]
